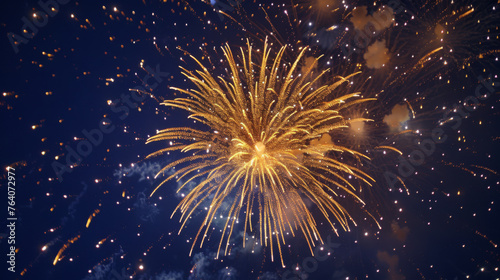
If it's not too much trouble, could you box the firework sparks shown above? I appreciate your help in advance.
[147,39,379,265]
[53,235,80,266]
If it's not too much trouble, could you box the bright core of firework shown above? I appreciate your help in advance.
[146,39,377,266]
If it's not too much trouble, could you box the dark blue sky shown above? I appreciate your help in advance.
[1,1,499,279]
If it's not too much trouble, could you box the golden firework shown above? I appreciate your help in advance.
[146,39,376,266]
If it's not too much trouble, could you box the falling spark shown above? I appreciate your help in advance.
[53,235,80,265]
[86,209,100,228]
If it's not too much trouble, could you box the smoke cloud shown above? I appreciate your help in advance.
[364,40,390,69]
[383,104,411,131]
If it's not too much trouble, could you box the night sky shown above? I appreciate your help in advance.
[1,0,500,279]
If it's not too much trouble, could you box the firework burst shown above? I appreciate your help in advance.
[146,39,380,265]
